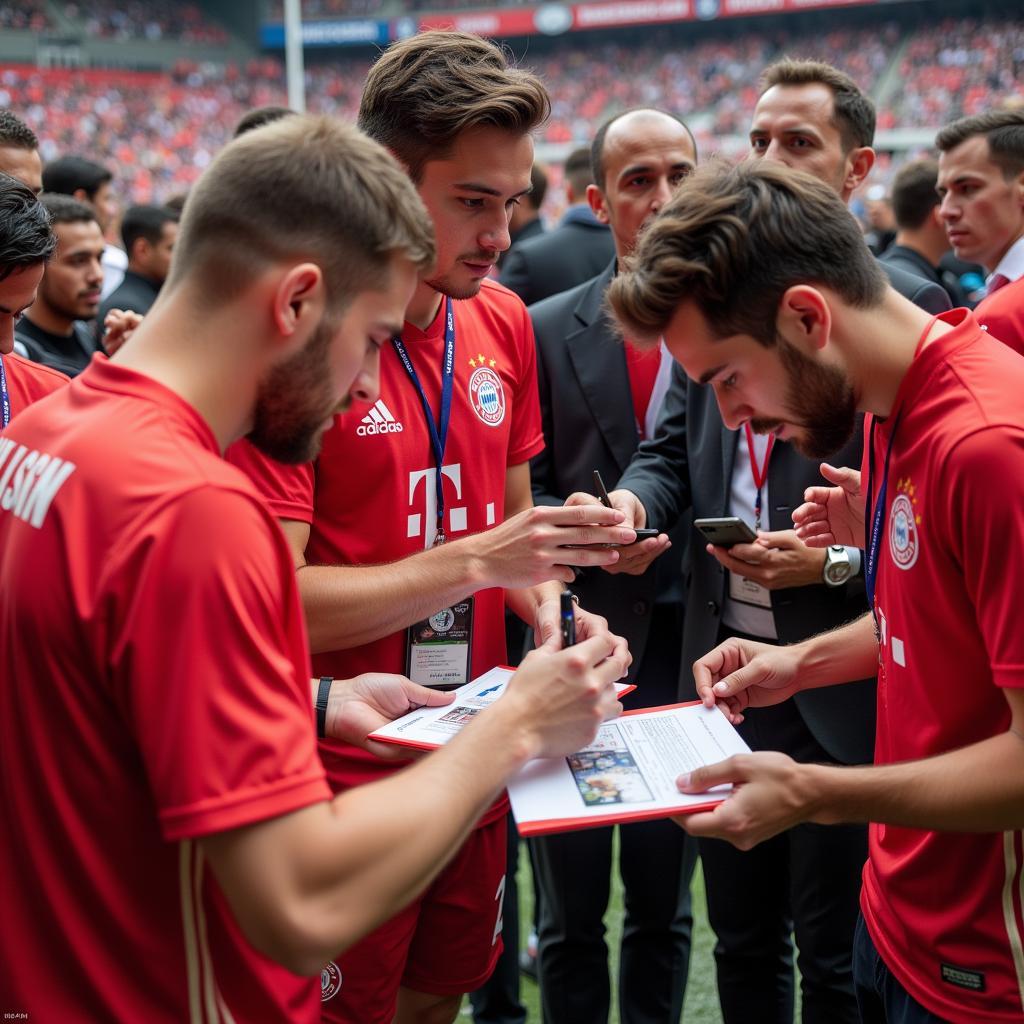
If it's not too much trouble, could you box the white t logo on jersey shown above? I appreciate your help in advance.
[408,464,467,548]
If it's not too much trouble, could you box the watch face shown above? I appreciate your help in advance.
[826,564,849,583]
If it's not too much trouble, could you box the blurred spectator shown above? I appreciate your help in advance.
[99,203,178,326]
[498,162,547,271]
[14,193,105,377]
[0,0,50,30]
[880,158,969,306]
[0,109,41,194]
[63,0,228,42]
[863,184,897,254]
[233,105,296,137]
[42,154,126,299]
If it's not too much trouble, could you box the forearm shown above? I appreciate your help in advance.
[237,701,536,972]
[807,727,1024,832]
[793,612,879,691]
[298,542,484,653]
[505,579,561,627]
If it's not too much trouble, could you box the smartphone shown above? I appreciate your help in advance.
[591,469,659,544]
[694,516,757,547]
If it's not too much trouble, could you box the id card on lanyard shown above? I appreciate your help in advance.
[393,299,474,688]
[729,424,774,609]
[0,355,10,430]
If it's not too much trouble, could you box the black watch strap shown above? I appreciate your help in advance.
[316,676,333,739]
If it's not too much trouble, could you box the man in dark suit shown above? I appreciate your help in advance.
[575,62,949,1024]
[99,204,179,326]
[880,159,968,307]
[500,146,614,304]
[529,108,698,1024]
[496,162,547,274]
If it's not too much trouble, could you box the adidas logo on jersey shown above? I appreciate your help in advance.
[357,400,404,436]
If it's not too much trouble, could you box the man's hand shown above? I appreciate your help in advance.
[564,489,671,576]
[470,503,638,586]
[102,308,144,355]
[533,596,631,667]
[693,636,803,723]
[672,752,822,849]
[498,635,629,758]
[324,674,454,760]
[792,464,865,549]
[706,529,825,590]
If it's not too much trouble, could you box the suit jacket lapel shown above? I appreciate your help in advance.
[565,264,638,474]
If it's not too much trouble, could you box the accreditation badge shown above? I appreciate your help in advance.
[728,572,772,609]
[405,598,474,689]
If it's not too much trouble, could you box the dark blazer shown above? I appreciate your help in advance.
[530,261,684,683]
[501,206,616,306]
[880,244,969,308]
[99,269,161,322]
[497,216,545,272]
[614,262,950,766]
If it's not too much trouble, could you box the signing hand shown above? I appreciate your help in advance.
[706,529,825,590]
[324,673,454,760]
[533,597,632,670]
[563,488,671,576]
[792,463,865,549]
[693,635,802,724]
[499,635,629,758]
[672,751,820,849]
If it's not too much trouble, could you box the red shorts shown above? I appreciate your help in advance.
[319,815,507,1024]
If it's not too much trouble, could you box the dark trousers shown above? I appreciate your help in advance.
[533,603,698,1024]
[700,625,867,1024]
[852,914,947,1024]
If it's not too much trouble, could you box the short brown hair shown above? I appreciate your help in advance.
[607,159,886,347]
[168,115,435,312]
[935,110,1024,180]
[890,159,940,230]
[358,30,549,182]
[760,59,875,152]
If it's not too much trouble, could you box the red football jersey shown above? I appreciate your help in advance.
[975,275,1024,358]
[0,359,330,1023]
[860,309,1024,1022]
[1,350,68,425]
[229,279,544,801]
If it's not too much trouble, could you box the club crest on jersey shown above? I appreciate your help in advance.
[321,961,343,1001]
[889,478,920,570]
[468,359,505,428]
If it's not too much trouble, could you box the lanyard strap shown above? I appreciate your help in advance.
[391,298,456,542]
[864,312,941,623]
[0,354,10,430]
[744,423,775,531]
[864,411,901,623]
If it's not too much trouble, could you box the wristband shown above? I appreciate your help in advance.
[316,676,333,739]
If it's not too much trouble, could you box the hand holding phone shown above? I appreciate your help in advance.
[694,516,758,548]
[593,470,659,542]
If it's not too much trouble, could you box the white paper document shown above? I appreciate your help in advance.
[368,665,636,752]
[507,702,751,836]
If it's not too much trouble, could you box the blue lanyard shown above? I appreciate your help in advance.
[0,354,10,429]
[391,298,456,543]
[864,411,902,628]
[864,313,940,627]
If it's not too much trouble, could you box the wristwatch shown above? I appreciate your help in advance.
[822,545,853,587]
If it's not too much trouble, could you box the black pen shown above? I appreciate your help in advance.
[560,589,576,647]
[593,469,614,509]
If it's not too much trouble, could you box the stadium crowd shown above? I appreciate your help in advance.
[3,10,1024,1024]
[1,14,1022,205]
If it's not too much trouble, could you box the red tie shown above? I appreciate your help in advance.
[987,273,1011,296]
